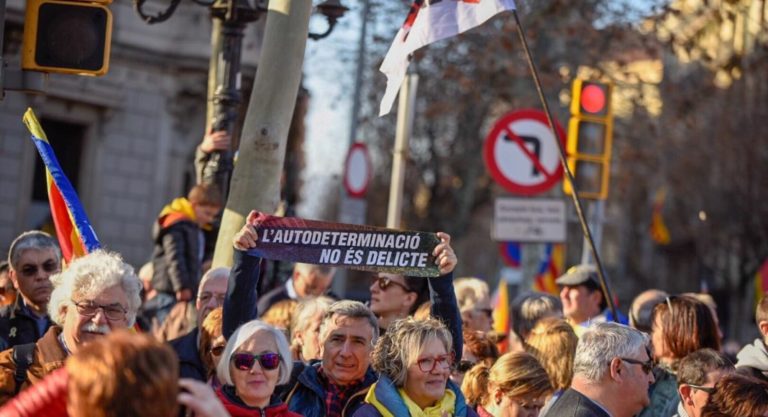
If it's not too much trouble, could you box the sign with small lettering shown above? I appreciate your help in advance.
[247,212,441,277]
[492,198,566,242]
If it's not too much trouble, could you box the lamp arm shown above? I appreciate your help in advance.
[133,0,183,24]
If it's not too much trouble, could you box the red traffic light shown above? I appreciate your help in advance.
[581,84,606,114]
[571,80,611,118]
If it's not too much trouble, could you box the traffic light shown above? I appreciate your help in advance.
[22,0,113,76]
[563,79,613,200]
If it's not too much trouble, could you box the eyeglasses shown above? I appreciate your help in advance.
[372,276,411,292]
[619,357,654,375]
[197,292,226,305]
[19,261,59,278]
[687,384,715,395]
[231,352,281,371]
[477,308,493,318]
[210,345,225,356]
[72,300,128,322]
[416,353,453,373]
[455,360,476,373]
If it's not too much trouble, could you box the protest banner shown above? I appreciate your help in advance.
[246,212,441,277]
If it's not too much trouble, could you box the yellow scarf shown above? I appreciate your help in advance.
[399,388,456,417]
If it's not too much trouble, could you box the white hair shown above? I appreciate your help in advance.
[48,250,142,326]
[453,277,490,312]
[217,320,293,386]
[291,295,334,336]
[8,231,61,269]
[573,322,649,382]
[198,266,230,294]
[294,263,336,278]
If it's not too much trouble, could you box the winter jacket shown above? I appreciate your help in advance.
[151,197,206,295]
[278,362,377,417]
[171,250,263,382]
[216,385,304,417]
[0,299,53,351]
[637,365,679,417]
[0,326,67,405]
[735,338,768,383]
[351,374,476,417]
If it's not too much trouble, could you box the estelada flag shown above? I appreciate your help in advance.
[533,243,564,295]
[23,108,100,262]
[379,0,517,116]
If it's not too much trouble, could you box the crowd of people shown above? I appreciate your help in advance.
[0,184,766,416]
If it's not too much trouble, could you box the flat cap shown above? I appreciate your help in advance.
[555,264,599,287]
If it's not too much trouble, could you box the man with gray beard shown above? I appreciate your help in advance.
[0,250,142,404]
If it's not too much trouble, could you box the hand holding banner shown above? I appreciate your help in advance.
[245,212,444,277]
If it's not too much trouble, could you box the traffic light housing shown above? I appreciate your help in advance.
[563,79,613,200]
[22,0,113,76]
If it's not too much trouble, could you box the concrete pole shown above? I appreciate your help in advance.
[580,200,604,265]
[212,0,312,267]
[386,74,419,229]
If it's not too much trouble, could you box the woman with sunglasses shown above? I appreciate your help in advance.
[353,317,476,417]
[639,295,721,417]
[462,352,551,417]
[215,319,302,417]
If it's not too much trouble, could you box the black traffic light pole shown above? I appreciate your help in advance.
[512,10,619,321]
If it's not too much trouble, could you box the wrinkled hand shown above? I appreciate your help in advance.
[233,210,260,251]
[178,378,231,417]
[199,130,231,154]
[433,232,457,275]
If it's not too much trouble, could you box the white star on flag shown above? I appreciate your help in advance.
[378,0,517,116]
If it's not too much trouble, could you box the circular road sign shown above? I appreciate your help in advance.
[343,142,372,198]
[483,109,566,196]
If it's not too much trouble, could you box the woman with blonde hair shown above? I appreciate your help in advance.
[354,317,475,417]
[524,317,577,414]
[462,352,552,417]
[199,307,225,385]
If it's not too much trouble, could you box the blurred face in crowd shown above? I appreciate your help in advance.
[679,369,730,417]
[294,268,333,298]
[209,334,226,371]
[369,273,416,318]
[229,331,281,408]
[63,284,130,354]
[560,284,602,324]
[192,203,220,227]
[616,347,655,414]
[650,315,670,362]
[450,344,479,386]
[404,336,451,409]
[320,314,374,386]
[463,297,493,333]
[196,275,227,326]
[0,268,17,307]
[295,311,324,362]
[10,248,59,310]
[493,392,547,417]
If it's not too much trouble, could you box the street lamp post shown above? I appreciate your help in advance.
[133,0,348,196]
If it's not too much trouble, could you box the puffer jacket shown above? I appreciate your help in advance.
[151,197,205,295]
[735,338,768,382]
[352,374,476,417]
[216,385,304,417]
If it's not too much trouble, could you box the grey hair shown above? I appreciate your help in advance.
[319,300,379,347]
[48,250,142,326]
[8,231,61,270]
[371,317,452,386]
[216,320,292,386]
[513,293,562,337]
[198,266,230,293]
[573,322,649,382]
[291,295,335,336]
[294,263,336,277]
[454,277,490,313]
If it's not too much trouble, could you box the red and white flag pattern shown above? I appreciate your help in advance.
[379,0,517,116]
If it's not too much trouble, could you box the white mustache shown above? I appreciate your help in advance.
[82,323,111,335]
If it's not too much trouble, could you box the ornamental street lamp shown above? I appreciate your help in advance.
[133,0,348,196]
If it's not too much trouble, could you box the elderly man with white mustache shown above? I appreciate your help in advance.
[0,250,142,404]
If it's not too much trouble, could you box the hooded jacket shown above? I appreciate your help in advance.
[351,374,475,417]
[735,338,768,382]
[151,197,206,295]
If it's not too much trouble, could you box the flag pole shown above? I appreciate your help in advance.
[511,10,618,321]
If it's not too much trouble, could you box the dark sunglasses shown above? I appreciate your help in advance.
[372,276,411,292]
[231,352,281,371]
[455,360,476,373]
[619,357,654,375]
[687,384,715,395]
[210,345,225,356]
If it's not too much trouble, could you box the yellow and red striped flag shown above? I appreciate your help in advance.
[650,188,671,245]
[23,108,100,263]
[491,279,510,353]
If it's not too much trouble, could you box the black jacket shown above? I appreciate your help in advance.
[151,218,204,295]
[541,388,611,417]
[0,300,52,351]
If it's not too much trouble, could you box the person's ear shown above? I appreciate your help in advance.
[494,388,504,406]
[609,357,623,380]
[758,320,768,339]
[678,385,694,405]
[402,291,417,309]
[8,269,18,289]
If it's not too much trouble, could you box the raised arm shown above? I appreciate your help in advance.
[427,232,463,361]
[222,211,263,338]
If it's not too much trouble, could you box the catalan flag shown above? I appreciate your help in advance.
[23,108,100,262]
[755,258,768,307]
[650,188,671,245]
[491,279,510,353]
[533,243,564,295]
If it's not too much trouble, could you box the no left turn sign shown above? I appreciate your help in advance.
[483,109,566,196]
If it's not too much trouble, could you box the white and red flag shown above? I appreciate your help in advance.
[378,0,517,116]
